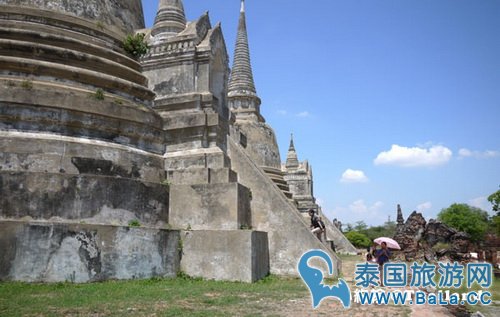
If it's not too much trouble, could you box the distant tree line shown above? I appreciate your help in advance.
[344,188,500,248]
[344,220,397,249]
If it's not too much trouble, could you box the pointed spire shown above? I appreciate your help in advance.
[397,204,405,226]
[151,0,186,43]
[228,0,257,97]
[289,133,296,152]
[286,134,299,169]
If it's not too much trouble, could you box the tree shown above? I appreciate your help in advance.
[344,223,354,232]
[491,215,500,236]
[437,203,490,242]
[354,221,368,232]
[488,189,500,215]
[345,231,371,248]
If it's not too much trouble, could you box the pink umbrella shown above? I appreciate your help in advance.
[374,237,401,250]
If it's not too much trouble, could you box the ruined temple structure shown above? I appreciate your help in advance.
[392,205,472,262]
[0,0,355,283]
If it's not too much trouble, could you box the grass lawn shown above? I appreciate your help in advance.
[0,275,308,317]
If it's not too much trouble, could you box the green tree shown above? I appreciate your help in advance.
[344,223,354,232]
[360,221,397,241]
[345,231,371,248]
[491,215,500,236]
[354,221,368,232]
[437,203,490,242]
[488,189,500,215]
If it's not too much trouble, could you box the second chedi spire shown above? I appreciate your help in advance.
[228,0,262,121]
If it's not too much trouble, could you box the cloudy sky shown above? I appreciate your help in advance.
[142,0,500,226]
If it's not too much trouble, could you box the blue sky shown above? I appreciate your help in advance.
[142,1,500,226]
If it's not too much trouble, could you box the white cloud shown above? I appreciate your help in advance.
[276,109,287,116]
[416,202,432,212]
[327,200,385,226]
[458,148,500,159]
[468,196,491,212]
[296,111,310,118]
[374,144,452,167]
[340,169,369,183]
[458,148,472,157]
[349,200,384,214]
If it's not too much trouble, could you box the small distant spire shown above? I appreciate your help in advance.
[289,133,295,151]
[151,0,186,43]
[286,134,299,169]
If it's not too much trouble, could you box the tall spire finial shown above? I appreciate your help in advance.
[228,0,257,97]
[151,0,186,43]
[289,133,295,151]
[228,0,262,121]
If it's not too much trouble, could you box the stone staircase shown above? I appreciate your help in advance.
[261,167,293,199]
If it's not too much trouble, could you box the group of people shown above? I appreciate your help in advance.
[367,242,391,267]
[308,208,393,272]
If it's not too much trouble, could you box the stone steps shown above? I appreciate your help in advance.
[0,39,147,86]
[0,26,140,72]
[261,167,293,199]
[0,56,154,102]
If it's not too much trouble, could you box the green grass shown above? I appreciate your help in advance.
[0,276,307,317]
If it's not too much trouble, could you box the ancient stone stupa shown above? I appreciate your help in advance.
[0,0,354,283]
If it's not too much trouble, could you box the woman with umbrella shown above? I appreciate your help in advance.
[373,237,401,286]
[376,242,391,267]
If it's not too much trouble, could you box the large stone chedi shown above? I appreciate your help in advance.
[0,0,173,282]
[0,0,345,282]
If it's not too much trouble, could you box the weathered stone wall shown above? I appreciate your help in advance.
[169,182,250,230]
[228,138,341,276]
[0,0,144,36]
[0,221,180,282]
[233,121,281,170]
[180,230,269,282]
[0,131,169,227]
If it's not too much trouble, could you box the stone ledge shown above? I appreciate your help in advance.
[0,78,161,127]
[0,102,164,154]
[167,168,237,185]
